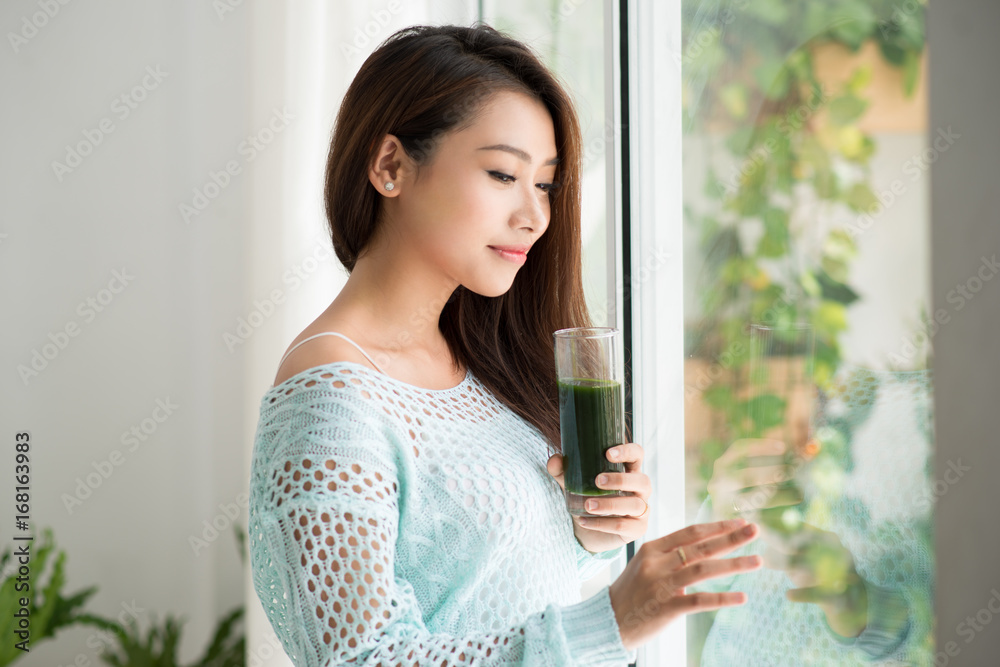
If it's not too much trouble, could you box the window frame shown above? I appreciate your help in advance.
[617,0,687,664]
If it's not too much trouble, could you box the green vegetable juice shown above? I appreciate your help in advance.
[558,377,625,496]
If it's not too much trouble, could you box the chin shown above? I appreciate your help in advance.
[466,278,517,299]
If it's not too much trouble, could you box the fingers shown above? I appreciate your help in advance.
[719,438,786,466]
[671,554,763,589]
[656,518,755,555]
[593,470,652,497]
[674,590,750,614]
[607,442,644,473]
[732,484,803,514]
[579,493,648,524]
[546,454,565,490]
[679,522,761,563]
[733,464,793,489]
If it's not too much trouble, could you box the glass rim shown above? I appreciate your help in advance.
[553,326,620,339]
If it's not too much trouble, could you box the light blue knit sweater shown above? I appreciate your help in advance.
[249,360,634,666]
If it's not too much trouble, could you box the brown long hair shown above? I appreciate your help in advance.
[324,23,613,453]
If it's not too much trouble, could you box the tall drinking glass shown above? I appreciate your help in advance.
[741,322,819,534]
[554,327,629,517]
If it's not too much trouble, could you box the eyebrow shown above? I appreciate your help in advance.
[476,144,560,166]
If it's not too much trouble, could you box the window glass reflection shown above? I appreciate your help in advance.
[680,1,934,664]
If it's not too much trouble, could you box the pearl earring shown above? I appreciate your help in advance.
[384,182,395,191]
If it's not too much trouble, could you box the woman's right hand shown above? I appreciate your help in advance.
[608,518,763,652]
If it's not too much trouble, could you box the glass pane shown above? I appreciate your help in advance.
[679,2,934,665]
[481,0,612,327]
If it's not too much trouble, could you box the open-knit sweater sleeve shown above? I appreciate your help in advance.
[248,362,633,666]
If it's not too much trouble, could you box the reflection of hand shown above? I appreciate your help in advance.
[707,438,802,522]
[766,523,868,638]
[547,442,651,554]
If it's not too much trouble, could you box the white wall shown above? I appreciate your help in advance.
[3,2,254,664]
[3,2,483,666]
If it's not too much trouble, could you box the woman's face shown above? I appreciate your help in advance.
[379,90,559,298]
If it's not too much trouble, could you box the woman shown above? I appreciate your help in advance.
[248,23,762,666]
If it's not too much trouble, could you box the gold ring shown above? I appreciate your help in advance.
[636,497,649,518]
[677,546,688,567]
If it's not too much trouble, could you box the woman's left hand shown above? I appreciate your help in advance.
[546,443,652,554]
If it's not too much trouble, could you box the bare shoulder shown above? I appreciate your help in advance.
[272,327,379,388]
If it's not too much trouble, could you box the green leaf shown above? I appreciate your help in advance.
[816,269,861,306]
[902,49,922,98]
[829,1,878,50]
[821,229,858,283]
[704,167,726,199]
[753,59,790,101]
[724,126,755,157]
[847,65,873,95]
[843,182,879,213]
[719,83,748,119]
[744,0,790,25]
[703,384,735,411]
[878,39,907,67]
[799,134,830,171]
[758,208,790,258]
[800,270,821,298]
[702,227,742,273]
[743,394,787,433]
[730,185,767,218]
[828,94,868,126]
[813,166,838,199]
[815,301,849,335]
[195,607,244,667]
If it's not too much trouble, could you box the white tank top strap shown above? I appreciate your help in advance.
[278,331,386,374]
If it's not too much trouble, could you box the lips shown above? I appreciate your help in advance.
[489,246,528,264]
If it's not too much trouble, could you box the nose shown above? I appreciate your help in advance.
[513,184,550,235]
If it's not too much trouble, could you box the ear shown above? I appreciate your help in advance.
[368,134,410,197]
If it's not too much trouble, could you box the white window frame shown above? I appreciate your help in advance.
[612,0,686,664]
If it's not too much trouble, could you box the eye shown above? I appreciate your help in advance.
[488,170,515,184]
[537,181,559,194]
